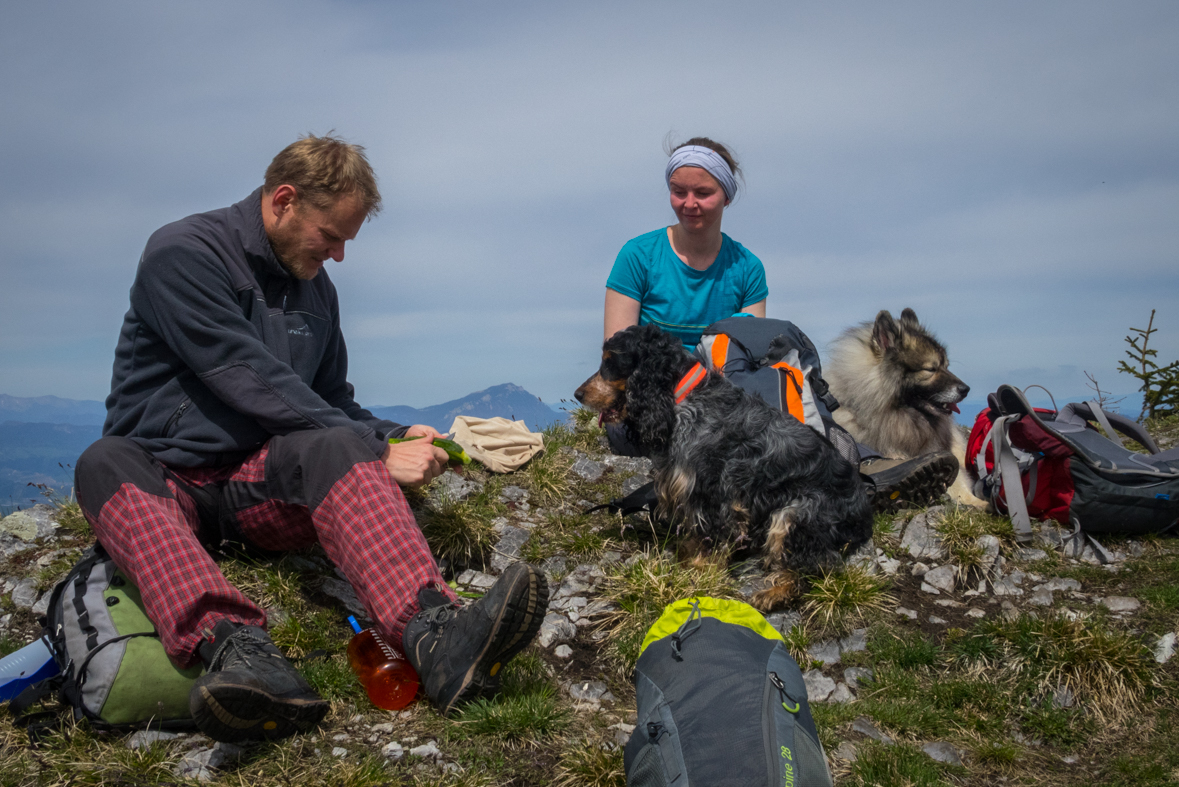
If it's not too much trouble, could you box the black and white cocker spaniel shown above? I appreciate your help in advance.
[575,324,873,609]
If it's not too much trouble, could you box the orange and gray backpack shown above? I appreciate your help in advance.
[696,317,859,464]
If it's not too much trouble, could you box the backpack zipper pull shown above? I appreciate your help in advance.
[647,721,664,743]
[770,671,800,713]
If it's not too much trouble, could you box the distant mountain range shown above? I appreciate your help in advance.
[0,385,569,512]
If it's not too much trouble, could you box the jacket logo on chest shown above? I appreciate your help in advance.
[288,324,313,337]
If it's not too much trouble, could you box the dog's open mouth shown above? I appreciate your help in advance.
[938,401,962,415]
[597,408,623,426]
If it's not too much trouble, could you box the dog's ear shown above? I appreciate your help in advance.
[872,310,900,354]
[899,308,921,333]
[624,328,683,452]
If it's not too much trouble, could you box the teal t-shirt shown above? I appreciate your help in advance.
[606,228,769,348]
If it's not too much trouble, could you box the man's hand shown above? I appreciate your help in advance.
[382,424,449,487]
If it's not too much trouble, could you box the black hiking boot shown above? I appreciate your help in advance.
[403,562,548,717]
[861,451,959,514]
[190,620,329,742]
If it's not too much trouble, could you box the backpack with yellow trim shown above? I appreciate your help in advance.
[625,597,833,787]
[696,317,859,465]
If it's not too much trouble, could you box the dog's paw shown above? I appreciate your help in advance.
[751,575,801,612]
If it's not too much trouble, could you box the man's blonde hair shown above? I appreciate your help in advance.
[264,133,382,217]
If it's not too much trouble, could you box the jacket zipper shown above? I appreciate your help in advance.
[164,400,190,436]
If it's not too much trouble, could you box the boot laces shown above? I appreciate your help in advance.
[209,628,277,672]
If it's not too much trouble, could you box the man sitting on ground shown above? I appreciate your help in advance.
[74,134,547,742]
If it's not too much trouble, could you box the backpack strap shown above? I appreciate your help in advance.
[674,363,707,404]
[985,414,1037,544]
[1085,401,1125,450]
[584,481,658,518]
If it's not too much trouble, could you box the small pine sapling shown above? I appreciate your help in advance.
[1117,309,1179,421]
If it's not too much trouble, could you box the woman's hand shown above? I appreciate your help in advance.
[382,424,449,487]
[604,289,641,341]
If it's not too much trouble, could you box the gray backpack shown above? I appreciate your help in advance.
[625,597,833,787]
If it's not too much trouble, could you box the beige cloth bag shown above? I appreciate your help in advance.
[448,416,545,473]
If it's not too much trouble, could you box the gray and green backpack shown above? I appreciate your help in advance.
[625,597,832,787]
[8,544,203,739]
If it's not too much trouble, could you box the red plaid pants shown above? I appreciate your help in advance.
[75,430,455,668]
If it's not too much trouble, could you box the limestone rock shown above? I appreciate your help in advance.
[976,535,1002,575]
[924,565,958,594]
[1099,596,1140,613]
[843,667,874,687]
[900,507,947,560]
[1154,632,1176,664]
[0,505,60,541]
[966,608,986,618]
[808,640,841,666]
[432,471,482,503]
[828,682,855,703]
[851,716,893,745]
[10,578,39,610]
[500,486,530,504]
[489,526,531,573]
[554,644,573,659]
[802,670,835,701]
[127,730,179,750]
[839,629,868,654]
[896,606,917,620]
[922,741,963,765]
[1034,577,1081,593]
[570,457,604,482]
[409,741,442,761]
[537,613,577,648]
[833,741,859,761]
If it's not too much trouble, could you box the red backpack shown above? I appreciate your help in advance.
[966,385,1179,544]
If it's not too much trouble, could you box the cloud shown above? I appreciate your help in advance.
[1,0,1177,408]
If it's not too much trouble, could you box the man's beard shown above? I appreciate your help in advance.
[269,223,319,281]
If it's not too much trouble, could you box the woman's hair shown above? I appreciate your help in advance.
[665,135,744,196]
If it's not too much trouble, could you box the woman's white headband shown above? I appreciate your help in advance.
[665,145,737,201]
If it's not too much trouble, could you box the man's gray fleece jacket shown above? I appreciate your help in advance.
[104,188,407,467]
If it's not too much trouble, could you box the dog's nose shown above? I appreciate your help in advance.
[958,383,970,399]
[574,386,586,403]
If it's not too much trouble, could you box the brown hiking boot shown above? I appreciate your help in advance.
[861,451,959,513]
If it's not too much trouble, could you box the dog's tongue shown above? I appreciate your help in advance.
[952,403,961,414]
[598,412,605,427]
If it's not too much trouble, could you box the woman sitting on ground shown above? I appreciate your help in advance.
[604,137,767,350]
[599,137,957,510]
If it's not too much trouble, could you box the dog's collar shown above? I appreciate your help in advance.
[674,362,707,404]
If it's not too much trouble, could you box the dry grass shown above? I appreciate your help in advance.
[596,548,738,674]
[553,738,626,787]
[802,565,896,635]
[934,506,1015,582]
[418,495,497,567]
[952,612,1155,722]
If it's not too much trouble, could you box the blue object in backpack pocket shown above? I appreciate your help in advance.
[0,637,58,702]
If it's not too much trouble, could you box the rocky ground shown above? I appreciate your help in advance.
[1,420,1177,786]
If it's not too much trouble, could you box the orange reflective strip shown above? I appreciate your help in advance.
[674,363,707,404]
[710,334,730,374]
[772,362,806,422]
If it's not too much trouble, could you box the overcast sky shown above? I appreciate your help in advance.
[1,1,1176,419]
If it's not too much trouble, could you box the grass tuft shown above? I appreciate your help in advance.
[554,739,627,787]
[802,566,896,635]
[934,506,1014,581]
[419,494,497,567]
[450,652,569,741]
[955,613,1154,721]
[597,548,738,673]
[523,448,572,507]
[53,498,92,538]
[847,741,954,787]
